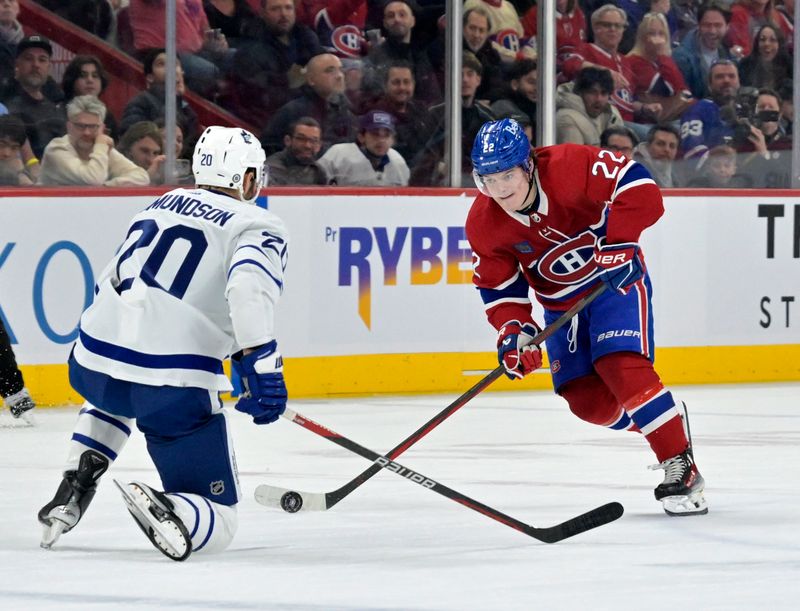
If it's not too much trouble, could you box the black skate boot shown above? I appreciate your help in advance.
[650,448,708,516]
[5,387,35,418]
[39,449,109,548]
[115,480,192,561]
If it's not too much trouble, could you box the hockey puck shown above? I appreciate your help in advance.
[280,491,303,513]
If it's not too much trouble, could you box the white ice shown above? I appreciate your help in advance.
[1,383,799,610]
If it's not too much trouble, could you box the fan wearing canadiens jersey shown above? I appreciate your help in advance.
[38,126,290,560]
[467,118,707,516]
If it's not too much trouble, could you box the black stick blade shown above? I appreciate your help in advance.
[531,502,624,544]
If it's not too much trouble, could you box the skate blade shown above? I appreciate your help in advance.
[114,480,190,561]
[40,519,69,549]
[662,490,708,516]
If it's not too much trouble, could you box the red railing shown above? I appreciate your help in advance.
[17,0,256,134]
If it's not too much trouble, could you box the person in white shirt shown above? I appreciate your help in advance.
[38,126,290,562]
[318,109,410,186]
[38,95,149,186]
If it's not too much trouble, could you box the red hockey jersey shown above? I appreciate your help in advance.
[465,144,663,330]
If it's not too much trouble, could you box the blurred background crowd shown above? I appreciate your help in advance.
[0,0,795,188]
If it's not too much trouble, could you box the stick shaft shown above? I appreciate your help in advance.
[321,284,607,508]
[282,407,622,543]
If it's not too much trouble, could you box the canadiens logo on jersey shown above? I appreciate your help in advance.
[533,229,600,286]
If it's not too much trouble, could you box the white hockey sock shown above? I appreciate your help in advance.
[66,403,133,471]
[166,493,238,554]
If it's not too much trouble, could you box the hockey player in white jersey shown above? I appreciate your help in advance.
[38,126,289,561]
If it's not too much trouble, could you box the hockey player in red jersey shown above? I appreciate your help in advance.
[466,118,707,516]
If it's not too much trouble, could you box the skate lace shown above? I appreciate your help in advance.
[648,455,686,484]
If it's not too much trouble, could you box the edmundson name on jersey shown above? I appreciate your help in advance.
[147,194,235,226]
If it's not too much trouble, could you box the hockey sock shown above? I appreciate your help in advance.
[166,493,238,554]
[560,375,637,431]
[623,386,687,462]
[594,352,687,460]
[66,403,133,470]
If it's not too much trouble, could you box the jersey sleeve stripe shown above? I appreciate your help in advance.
[227,259,283,290]
[478,271,530,306]
[78,330,224,374]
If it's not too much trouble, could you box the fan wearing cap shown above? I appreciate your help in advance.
[465,118,707,517]
[317,109,409,185]
[0,35,65,159]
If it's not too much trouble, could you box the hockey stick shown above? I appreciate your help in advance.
[255,284,607,512]
[276,407,623,543]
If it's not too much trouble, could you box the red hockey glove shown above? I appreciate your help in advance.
[497,321,542,380]
[593,238,644,294]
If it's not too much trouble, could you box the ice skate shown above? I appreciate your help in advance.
[115,480,192,561]
[650,448,708,516]
[5,387,35,420]
[39,450,109,548]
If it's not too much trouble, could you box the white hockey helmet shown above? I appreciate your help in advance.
[192,126,267,203]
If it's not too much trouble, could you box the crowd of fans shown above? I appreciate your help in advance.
[0,0,795,188]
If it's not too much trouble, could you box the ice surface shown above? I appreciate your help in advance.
[1,383,799,610]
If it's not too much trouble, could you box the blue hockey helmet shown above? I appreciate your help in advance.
[471,119,532,192]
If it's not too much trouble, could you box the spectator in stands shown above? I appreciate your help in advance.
[61,55,119,140]
[265,116,329,185]
[686,143,753,187]
[128,0,232,97]
[775,0,794,52]
[556,0,588,78]
[0,36,65,160]
[117,120,166,184]
[673,2,735,100]
[562,5,633,114]
[490,59,538,140]
[671,0,702,45]
[463,0,529,64]
[371,61,436,163]
[0,114,34,185]
[203,0,260,48]
[737,87,793,187]
[462,7,503,99]
[318,109,409,185]
[679,59,742,167]
[737,24,793,90]
[361,0,441,105]
[556,66,624,145]
[726,0,790,57]
[633,123,681,187]
[625,12,695,125]
[229,0,323,127]
[39,95,149,186]
[295,0,368,55]
[154,117,194,182]
[261,52,357,155]
[410,50,494,186]
[0,0,24,87]
[600,124,638,158]
[120,49,199,140]
[36,0,113,39]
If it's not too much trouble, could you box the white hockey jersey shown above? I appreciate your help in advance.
[71,188,289,391]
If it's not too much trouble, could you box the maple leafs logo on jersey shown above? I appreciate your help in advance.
[240,130,252,144]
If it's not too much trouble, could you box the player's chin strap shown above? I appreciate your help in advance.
[517,166,539,216]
